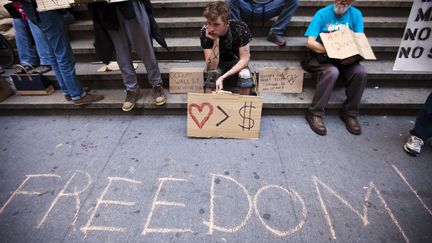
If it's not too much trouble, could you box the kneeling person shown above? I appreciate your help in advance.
[200,1,254,95]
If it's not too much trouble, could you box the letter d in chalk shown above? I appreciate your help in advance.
[203,174,253,234]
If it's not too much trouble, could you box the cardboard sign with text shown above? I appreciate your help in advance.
[35,0,71,12]
[320,28,376,60]
[169,67,204,93]
[187,92,263,139]
[258,67,304,93]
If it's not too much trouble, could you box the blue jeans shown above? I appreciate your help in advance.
[227,0,299,35]
[411,92,432,142]
[13,18,38,66]
[28,11,85,100]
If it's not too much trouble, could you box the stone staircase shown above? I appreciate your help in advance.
[1,0,431,114]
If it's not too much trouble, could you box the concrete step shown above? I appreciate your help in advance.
[68,16,408,39]
[3,60,429,90]
[68,36,403,62]
[0,87,430,115]
[71,0,412,19]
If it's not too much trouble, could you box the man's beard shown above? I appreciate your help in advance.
[334,4,349,16]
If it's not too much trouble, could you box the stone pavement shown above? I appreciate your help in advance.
[0,115,431,242]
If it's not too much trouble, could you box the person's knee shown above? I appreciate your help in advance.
[322,66,339,81]
[238,68,254,88]
[355,65,368,79]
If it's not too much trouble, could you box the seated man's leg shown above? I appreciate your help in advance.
[226,0,242,21]
[237,68,253,95]
[339,62,367,135]
[340,62,367,117]
[204,70,221,93]
[269,0,299,36]
[306,58,339,135]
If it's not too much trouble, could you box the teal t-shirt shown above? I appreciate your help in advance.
[305,4,364,38]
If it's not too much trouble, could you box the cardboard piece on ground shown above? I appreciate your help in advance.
[319,28,376,60]
[187,92,262,139]
[16,85,54,96]
[258,67,304,93]
[169,67,204,93]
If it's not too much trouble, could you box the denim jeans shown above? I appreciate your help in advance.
[13,18,38,66]
[227,0,299,35]
[411,92,432,142]
[28,11,85,100]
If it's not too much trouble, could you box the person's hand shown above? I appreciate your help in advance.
[341,55,361,65]
[204,25,218,40]
[215,77,224,92]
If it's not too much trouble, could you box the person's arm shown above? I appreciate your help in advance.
[306,36,326,54]
[203,38,219,71]
[215,43,250,92]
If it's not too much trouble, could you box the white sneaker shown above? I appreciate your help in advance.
[404,135,424,156]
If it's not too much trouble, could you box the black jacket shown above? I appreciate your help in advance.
[90,0,168,64]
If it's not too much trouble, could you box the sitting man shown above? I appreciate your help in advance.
[226,0,299,46]
[200,0,254,95]
[303,0,367,136]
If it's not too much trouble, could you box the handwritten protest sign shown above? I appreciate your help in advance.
[169,67,204,93]
[393,0,432,72]
[320,28,376,60]
[258,67,304,93]
[187,92,262,139]
[35,0,71,12]
[35,0,127,12]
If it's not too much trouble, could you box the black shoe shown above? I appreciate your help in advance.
[267,32,286,47]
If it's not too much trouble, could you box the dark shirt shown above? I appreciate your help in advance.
[200,20,252,62]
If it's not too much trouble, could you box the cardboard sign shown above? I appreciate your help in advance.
[320,28,376,60]
[393,0,432,72]
[169,67,204,93]
[187,92,263,139]
[35,0,71,12]
[258,67,304,93]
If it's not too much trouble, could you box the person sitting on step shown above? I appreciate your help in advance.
[303,0,367,136]
[226,0,299,46]
[200,1,254,95]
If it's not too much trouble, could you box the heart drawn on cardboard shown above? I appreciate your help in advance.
[188,102,214,129]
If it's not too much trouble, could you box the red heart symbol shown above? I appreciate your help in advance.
[188,102,214,129]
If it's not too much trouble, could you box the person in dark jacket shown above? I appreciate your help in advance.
[90,0,166,112]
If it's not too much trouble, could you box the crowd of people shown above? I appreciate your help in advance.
[1,0,430,155]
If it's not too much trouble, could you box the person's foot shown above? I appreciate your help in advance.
[152,84,167,106]
[122,89,142,111]
[64,87,91,101]
[267,32,286,47]
[73,93,104,106]
[32,65,52,74]
[340,113,361,135]
[306,112,327,136]
[404,135,424,156]
[16,64,35,74]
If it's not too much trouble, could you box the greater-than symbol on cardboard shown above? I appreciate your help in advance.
[216,106,230,127]
[188,102,214,129]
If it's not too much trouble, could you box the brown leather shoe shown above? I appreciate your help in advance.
[74,93,104,106]
[340,113,361,135]
[306,112,327,136]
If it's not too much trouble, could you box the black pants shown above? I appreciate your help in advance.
[411,92,432,141]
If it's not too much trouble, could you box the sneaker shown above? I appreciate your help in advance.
[122,89,142,111]
[152,84,167,106]
[31,65,52,74]
[306,112,327,136]
[404,135,424,156]
[73,93,104,106]
[267,32,286,47]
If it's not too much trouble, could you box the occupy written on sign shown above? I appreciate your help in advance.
[187,92,263,139]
